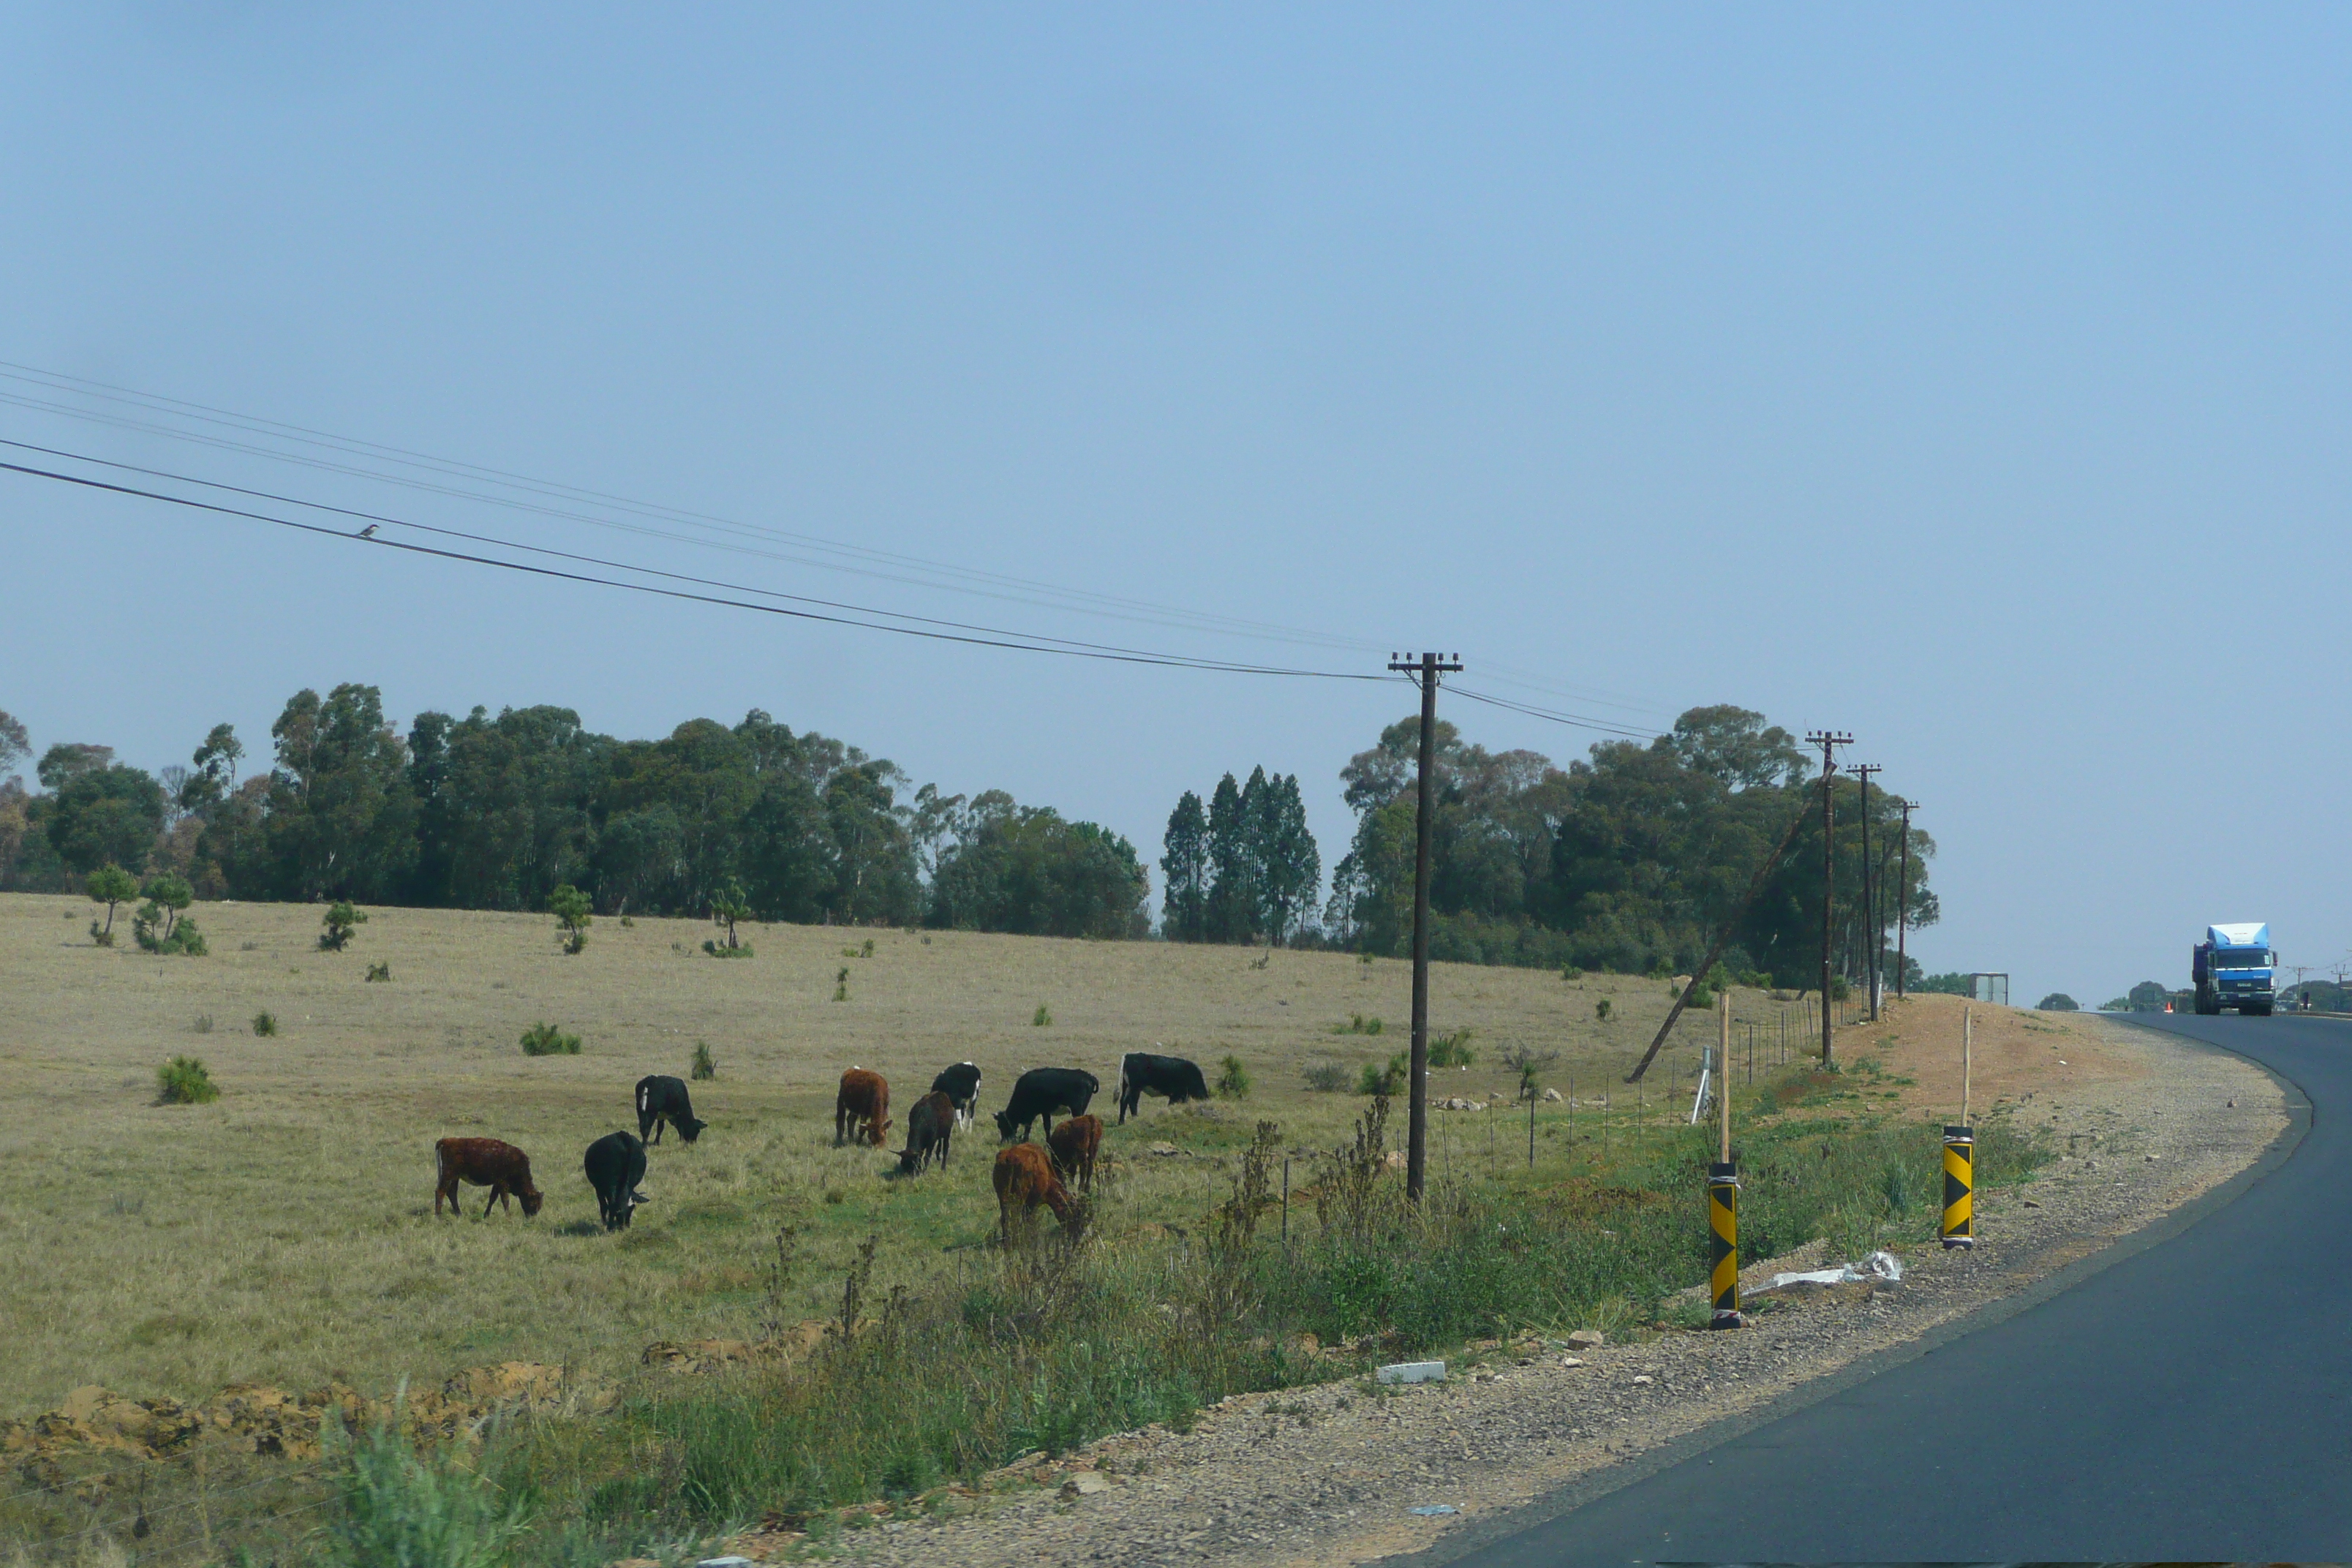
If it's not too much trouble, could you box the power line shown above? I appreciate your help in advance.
[0,438,1385,673]
[4,438,1673,737]
[0,358,1676,720]
[0,456,1402,682]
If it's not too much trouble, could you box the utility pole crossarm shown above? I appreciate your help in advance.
[1387,651,1463,1206]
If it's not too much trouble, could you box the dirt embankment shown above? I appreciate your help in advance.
[728,1008,2284,1568]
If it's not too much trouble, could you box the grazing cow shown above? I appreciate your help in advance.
[835,1067,892,1147]
[634,1074,708,1145]
[992,1142,1084,1243]
[583,1130,651,1232]
[1116,1052,1211,1124]
[992,1066,1099,1143]
[433,1137,544,1219]
[897,1090,954,1175]
[1047,1112,1102,1191]
[929,1061,984,1129]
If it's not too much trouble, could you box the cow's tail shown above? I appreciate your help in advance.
[434,1140,452,1183]
[636,1082,649,1115]
[1116,1058,1128,1104]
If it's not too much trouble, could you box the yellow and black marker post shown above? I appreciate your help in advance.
[1707,1160,1742,1327]
[1941,1125,1974,1249]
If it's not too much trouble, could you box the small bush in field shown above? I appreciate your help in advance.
[365,962,391,982]
[690,1041,716,1080]
[157,1056,219,1104]
[519,1022,581,1057]
[252,1010,278,1037]
[1215,1055,1251,1099]
[1032,1003,1052,1028]
[319,901,367,951]
[1595,998,1613,1022]
[323,1417,532,1568]
[1302,1063,1349,1093]
[548,883,592,955]
[192,1014,214,1034]
[1428,1029,1476,1069]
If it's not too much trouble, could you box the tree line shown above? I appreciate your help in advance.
[1178,703,1937,988]
[1,693,1936,982]
[0,687,1148,940]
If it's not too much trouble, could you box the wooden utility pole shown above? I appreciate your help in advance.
[1389,650,1460,1205]
[1850,764,1882,1022]
[1894,798,1915,1000]
[1805,731,1852,1068]
[1719,990,1733,1164]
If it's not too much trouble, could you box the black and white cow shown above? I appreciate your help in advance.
[634,1074,708,1145]
[1116,1051,1211,1124]
[992,1067,1099,1143]
[583,1130,651,1232]
[929,1060,983,1129]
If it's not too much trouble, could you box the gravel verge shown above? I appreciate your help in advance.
[723,1018,2289,1567]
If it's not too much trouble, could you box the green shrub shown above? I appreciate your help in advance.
[690,1041,717,1080]
[252,1010,278,1037]
[323,1417,532,1568]
[157,1056,219,1104]
[1330,1014,1384,1036]
[319,900,368,951]
[1032,1003,1052,1028]
[192,1013,214,1034]
[366,962,392,982]
[1428,1029,1476,1068]
[1358,1052,1407,1096]
[519,1022,581,1057]
[1595,999,1613,1022]
[1215,1055,1251,1099]
[702,939,755,959]
[1683,984,1714,1011]
[1302,1063,1349,1093]
[548,883,592,955]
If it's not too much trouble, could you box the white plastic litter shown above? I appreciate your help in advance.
[1765,1250,1904,1290]
[1410,1504,1460,1516]
[1377,1360,1447,1384]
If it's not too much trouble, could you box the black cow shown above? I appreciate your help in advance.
[635,1074,708,1145]
[993,1067,1099,1143]
[1117,1052,1211,1124]
[584,1131,650,1232]
[897,1090,955,1175]
[930,1061,983,1128]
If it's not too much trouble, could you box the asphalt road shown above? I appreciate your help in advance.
[1433,1011,2344,1564]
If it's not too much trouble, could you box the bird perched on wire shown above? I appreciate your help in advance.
[356,524,378,538]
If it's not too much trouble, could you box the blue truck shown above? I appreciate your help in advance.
[2192,922,2275,1016]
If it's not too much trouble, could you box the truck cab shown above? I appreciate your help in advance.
[2193,922,2275,1016]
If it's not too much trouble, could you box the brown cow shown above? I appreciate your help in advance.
[897,1090,954,1175]
[993,1142,1084,1243]
[1046,1112,1102,1191]
[835,1067,891,1148]
[433,1137,544,1218]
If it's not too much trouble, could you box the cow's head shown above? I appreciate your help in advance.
[992,1108,1018,1142]
[867,1116,891,1148]
[678,1116,708,1145]
[519,1186,545,1218]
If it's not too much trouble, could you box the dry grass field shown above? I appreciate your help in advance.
[0,892,1765,1417]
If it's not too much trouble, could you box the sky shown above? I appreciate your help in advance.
[5,5,2349,1007]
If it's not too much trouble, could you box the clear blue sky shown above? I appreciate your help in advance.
[7,6,2348,1007]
